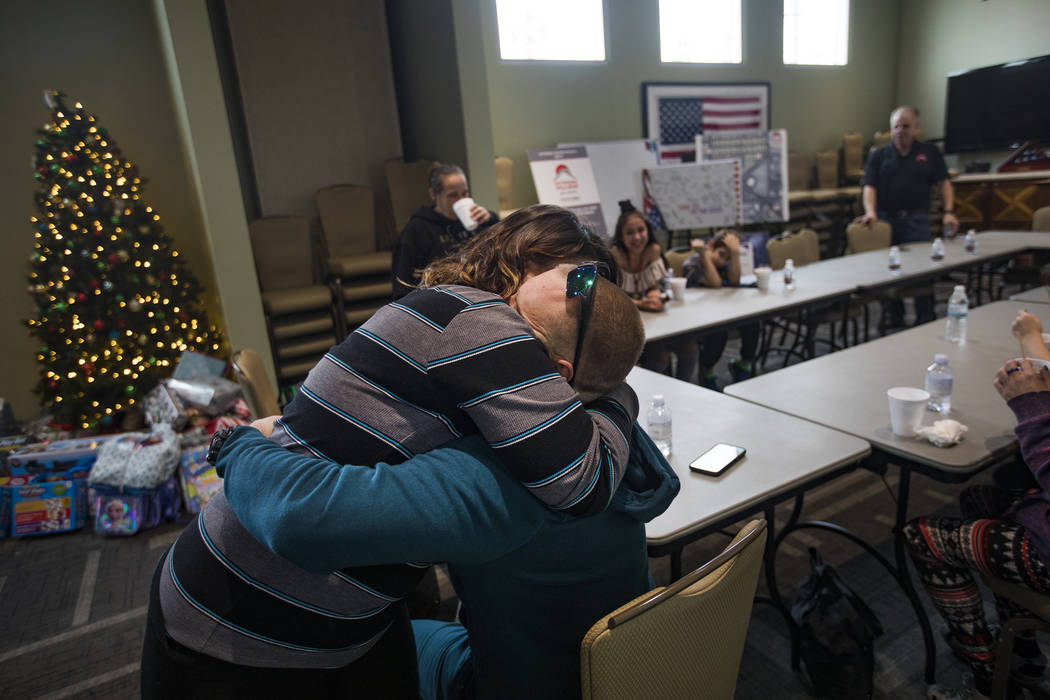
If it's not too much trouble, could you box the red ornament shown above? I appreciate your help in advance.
[83,363,94,375]
[37,166,48,174]
[48,381,57,390]
[108,253,120,264]
[77,293,87,302]
[90,279,99,288]
[65,154,76,163]
[116,319,126,329]
[93,320,105,331]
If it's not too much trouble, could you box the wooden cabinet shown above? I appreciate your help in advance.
[952,170,1050,231]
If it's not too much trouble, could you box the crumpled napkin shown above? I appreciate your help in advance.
[914,419,968,447]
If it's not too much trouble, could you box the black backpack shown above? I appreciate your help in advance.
[791,548,885,700]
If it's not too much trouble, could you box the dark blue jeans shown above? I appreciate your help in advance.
[880,210,935,325]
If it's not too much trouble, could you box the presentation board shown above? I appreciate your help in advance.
[556,139,660,237]
[526,146,606,237]
[642,159,742,231]
[697,129,789,225]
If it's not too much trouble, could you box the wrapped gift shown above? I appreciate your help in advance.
[142,382,189,430]
[167,376,242,416]
[7,434,122,479]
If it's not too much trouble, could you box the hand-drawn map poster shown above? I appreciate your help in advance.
[642,82,770,163]
[697,128,789,225]
[643,159,742,231]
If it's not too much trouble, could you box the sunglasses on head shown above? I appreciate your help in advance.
[565,261,612,386]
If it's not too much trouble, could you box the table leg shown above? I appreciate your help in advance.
[893,464,938,683]
[670,547,682,581]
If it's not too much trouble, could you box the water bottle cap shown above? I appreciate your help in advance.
[934,353,949,364]
[889,246,899,252]
[786,258,794,266]
[953,285,966,292]
[651,394,665,407]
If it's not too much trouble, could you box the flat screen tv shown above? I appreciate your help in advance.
[944,54,1050,153]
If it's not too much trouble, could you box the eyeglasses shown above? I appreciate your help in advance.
[566,261,611,386]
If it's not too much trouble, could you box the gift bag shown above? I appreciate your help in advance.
[88,425,180,490]
[791,548,884,700]
[91,478,179,536]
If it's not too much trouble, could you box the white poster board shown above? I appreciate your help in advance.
[696,129,789,225]
[556,139,660,237]
[527,146,606,237]
[642,159,742,231]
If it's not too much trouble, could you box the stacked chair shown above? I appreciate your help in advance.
[840,131,866,185]
[385,157,437,233]
[248,216,340,383]
[494,155,515,218]
[315,185,391,336]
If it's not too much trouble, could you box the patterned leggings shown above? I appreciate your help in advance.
[902,485,1050,684]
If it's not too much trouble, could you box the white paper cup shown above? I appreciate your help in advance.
[451,197,479,231]
[754,266,772,292]
[669,277,687,301]
[887,386,930,437]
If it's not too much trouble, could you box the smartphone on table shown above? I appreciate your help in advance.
[688,443,746,476]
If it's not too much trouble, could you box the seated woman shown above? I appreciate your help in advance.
[610,201,699,383]
[681,230,761,389]
[904,358,1050,700]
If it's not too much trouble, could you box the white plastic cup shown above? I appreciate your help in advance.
[451,197,479,231]
[887,387,930,437]
[669,277,687,301]
[754,266,772,292]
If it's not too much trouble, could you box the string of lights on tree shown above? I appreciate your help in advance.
[25,90,224,431]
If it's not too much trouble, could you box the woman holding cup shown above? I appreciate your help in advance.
[610,201,699,383]
[391,163,498,299]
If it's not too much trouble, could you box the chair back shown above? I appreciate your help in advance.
[494,156,514,214]
[248,215,315,291]
[1034,205,1050,232]
[842,132,865,174]
[788,152,810,191]
[664,248,692,277]
[385,158,437,233]
[815,151,839,189]
[767,229,820,270]
[315,185,376,257]
[846,220,892,254]
[232,349,280,419]
[580,520,767,700]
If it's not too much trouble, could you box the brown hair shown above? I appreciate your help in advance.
[710,228,738,251]
[422,204,619,299]
[612,201,656,253]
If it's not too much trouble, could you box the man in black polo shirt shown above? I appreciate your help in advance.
[857,106,959,326]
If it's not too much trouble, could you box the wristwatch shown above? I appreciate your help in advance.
[206,426,237,465]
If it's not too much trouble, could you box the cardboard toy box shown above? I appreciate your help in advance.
[0,435,32,476]
[7,477,87,537]
[7,434,123,479]
[178,444,222,515]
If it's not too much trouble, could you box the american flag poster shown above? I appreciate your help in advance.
[642,82,769,163]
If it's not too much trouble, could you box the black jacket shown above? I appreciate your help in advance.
[391,205,498,299]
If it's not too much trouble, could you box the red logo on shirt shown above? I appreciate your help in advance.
[916,153,928,164]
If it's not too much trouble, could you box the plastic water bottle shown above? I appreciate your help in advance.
[930,237,945,263]
[783,259,796,290]
[888,246,901,275]
[946,285,969,343]
[925,353,953,415]
[647,395,672,459]
[659,268,673,301]
[964,229,977,255]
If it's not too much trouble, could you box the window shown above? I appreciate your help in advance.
[495,0,606,62]
[659,0,742,64]
[783,0,849,66]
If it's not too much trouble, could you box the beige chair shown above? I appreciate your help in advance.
[315,185,392,333]
[815,151,839,190]
[231,348,280,419]
[248,216,338,382]
[841,132,865,184]
[788,152,811,192]
[766,228,820,270]
[580,519,767,700]
[979,573,1050,700]
[494,155,514,218]
[845,220,892,254]
[385,158,437,234]
[664,248,693,277]
[1034,205,1050,232]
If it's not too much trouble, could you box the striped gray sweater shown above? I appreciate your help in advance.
[158,285,638,668]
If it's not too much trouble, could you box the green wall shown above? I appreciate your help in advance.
[478,0,902,208]
[0,1,217,421]
[897,0,1050,166]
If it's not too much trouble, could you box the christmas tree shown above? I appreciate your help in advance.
[25,90,224,431]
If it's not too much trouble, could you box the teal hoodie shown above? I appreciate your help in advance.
[217,424,678,699]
